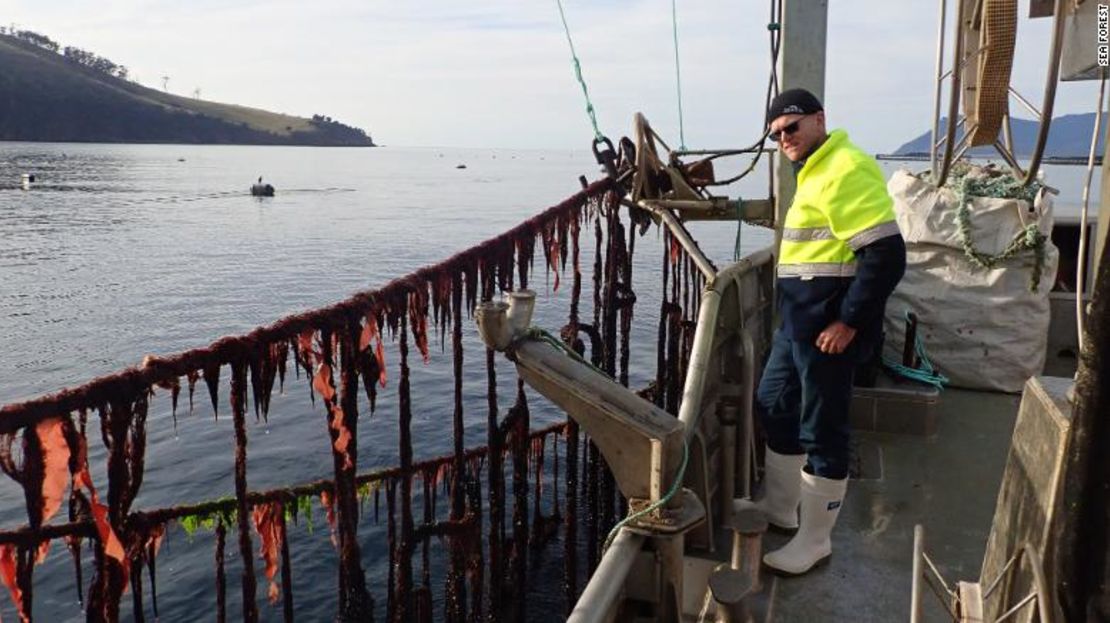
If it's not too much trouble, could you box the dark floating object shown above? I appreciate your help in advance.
[251,176,275,197]
[456,164,467,169]
[20,173,35,190]
[178,158,186,162]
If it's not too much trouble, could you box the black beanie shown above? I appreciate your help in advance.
[766,88,823,125]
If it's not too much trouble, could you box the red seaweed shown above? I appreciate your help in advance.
[0,180,651,622]
[252,501,283,604]
[0,543,25,623]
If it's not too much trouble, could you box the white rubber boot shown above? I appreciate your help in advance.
[734,448,806,530]
[762,470,847,575]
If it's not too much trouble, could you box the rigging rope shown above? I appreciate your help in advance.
[671,0,687,150]
[554,0,604,141]
[882,311,950,390]
[601,438,689,554]
[519,326,608,377]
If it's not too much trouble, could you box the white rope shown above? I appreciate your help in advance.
[1077,71,1106,355]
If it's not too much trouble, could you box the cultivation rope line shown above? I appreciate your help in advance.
[554,0,604,141]
[0,179,620,623]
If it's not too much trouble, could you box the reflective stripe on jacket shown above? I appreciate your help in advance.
[778,129,899,278]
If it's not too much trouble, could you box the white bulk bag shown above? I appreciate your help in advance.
[883,168,1059,393]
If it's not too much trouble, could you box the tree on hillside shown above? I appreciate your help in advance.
[63,45,128,81]
[15,30,59,52]
[309,114,373,144]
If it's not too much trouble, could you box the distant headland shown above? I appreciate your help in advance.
[0,29,375,147]
[881,113,1104,161]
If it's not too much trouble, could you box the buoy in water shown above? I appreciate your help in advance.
[20,173,35,190]
[456,164,467,169]
[251,176,275,197]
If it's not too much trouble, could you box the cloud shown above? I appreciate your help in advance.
[4,0,1099,151]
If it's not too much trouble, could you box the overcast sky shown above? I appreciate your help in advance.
[3,0,1104,152]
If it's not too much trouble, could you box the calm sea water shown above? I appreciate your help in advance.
[0,142,1097,621]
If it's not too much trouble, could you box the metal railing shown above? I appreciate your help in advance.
[565,211,774,622]
[911,524,1053,623]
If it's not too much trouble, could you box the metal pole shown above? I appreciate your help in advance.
[1095,72,1110,281]
[1021,0,1068,186]
[930,0,948,175]
[911,525,924,623]
[739,330,757,499]
[567,530,645,623]
[677,250,774,439]
[773,0,828,251]
[936,0,968,187]
[679,288,722,439]
[719,405,738,521]
[640,202,718,280]
[1078,74,1106,354]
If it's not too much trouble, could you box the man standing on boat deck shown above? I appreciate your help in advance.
[737,89,906,575]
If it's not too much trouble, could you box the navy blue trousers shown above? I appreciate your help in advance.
[756,329,871,479]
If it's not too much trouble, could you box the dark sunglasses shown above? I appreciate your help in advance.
[769,114,811,143]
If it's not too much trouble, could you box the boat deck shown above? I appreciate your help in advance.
[681,357,1077,622]
[770,386,1021,622]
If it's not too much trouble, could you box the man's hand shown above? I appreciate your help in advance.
[816,321,857,354]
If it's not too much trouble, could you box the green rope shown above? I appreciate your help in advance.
[881,311,949,390]
[671,0,686,150]
[519,326,609,377]
[601,438,689,554]
[946,166,1047,291]
[514,325,690,556]
[554,0,604,141]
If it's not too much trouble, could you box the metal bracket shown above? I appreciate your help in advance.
[476,291,687,505]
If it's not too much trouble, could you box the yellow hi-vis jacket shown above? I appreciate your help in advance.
[778,129,900,279]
